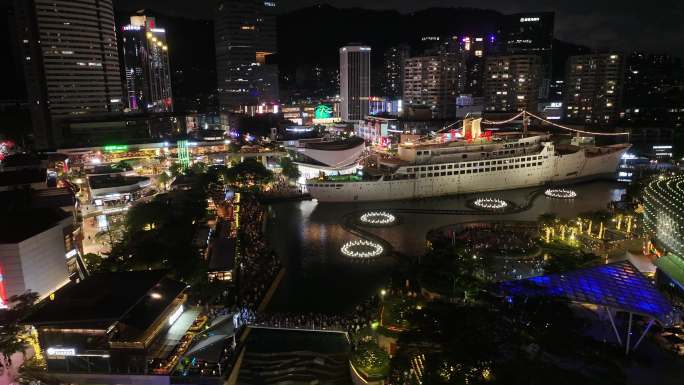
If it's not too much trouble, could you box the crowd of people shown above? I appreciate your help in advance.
[234,194,282,312]
[251,305,375,335]
[453,223,538,259]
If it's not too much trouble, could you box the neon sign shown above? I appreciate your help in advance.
[46,347,76,356]
[314,104,333,119]
[103,144,128,153]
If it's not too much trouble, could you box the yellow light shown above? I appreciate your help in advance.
[162,45,168,51]
[146,32,152,38]
[152,37,157,42]
[157,41,163,47]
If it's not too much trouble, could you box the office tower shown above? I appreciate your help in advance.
[565,53,625,124]
[483,54,542,112]
[459,35,498,97]
[503,12,554,100]
[340,45,371,121]
[121,14,173,113]
[622,52,684,125]
[215,0,279,112]
[14,0,123,149]
[383,45,410,99]
[403,49,466,119]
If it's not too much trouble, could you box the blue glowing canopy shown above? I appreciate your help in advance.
[499,261,676,325]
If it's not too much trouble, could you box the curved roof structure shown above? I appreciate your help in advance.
[499,261,676,325]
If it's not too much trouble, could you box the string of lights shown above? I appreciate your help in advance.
[481,111,525,125]
[525,111,630,137]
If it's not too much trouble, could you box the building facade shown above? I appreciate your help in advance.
[383,45,410,99]
[483,54,542,112]
[564,53,625,124]
[403,44,467,119]
[215,0,278,112]
[340,45,371,121]
[14,0,123,149]
[121,14,173,113]
[503,12,554,100]
[0,209,75,307]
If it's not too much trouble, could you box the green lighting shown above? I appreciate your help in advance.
[103,144,128,153]
[314,104,333,119]
[177,140,190,170]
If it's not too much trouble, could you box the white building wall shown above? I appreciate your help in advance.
[15,218,71,299]
[0,243,27,300]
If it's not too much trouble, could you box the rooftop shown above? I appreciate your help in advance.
[24,270,186,334]
[88,174,149,190]
[0,168,47,187]
[499,261,676,325]
[655,254,684,289]
[0,188,75,212]
[0,208,71,243]
[301,136,364,151]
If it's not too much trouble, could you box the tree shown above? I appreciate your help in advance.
[221,158,273,188]
[157,172,171,191]
[537,212,557,227]
[279,157,301,180]
[190,161,208,175]
[169,162,183,177]
[82,253,104,272]
[544,251,603,274]
[0,292,38,371]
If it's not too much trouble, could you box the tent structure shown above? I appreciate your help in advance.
[499,261,678,353]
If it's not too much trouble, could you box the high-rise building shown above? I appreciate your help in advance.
[383,45,410,99]
[502,12,554,100]
[215,0,279,112]
[121,14,173,113]
[459,35,498,97]
[403,49,466,119]
[340,45,371,121]
[483,54,542,112]
[564,53,625,124]
[14,0,123,149]
[622,52,684,127]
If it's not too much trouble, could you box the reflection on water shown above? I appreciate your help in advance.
[265,181,625,313]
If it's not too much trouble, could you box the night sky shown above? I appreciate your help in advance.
[113,0,684,54]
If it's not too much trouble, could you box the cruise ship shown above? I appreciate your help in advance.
[306,130,630,202]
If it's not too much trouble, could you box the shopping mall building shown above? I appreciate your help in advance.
[642,174,684,306]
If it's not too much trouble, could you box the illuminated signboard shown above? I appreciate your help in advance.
[314,104,333,120]
[103,144,128,153]
[520,17,540,22]
[46,347,76,357]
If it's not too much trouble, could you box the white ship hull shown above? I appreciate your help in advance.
[307,142,629,202]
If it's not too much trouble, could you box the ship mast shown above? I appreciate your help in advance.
[522,110,529,138]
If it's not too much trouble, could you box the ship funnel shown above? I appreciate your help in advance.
[462,117,483,140]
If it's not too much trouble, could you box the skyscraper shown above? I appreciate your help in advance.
[403,48,466,119]
[215,0,279,112]
[14,0,123,149]
[483,54,542,112]
[564,53,625,125]
[121,14,173,113]
[383,45,410,99]
[503,12,554,100]
[340,45,371,121]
